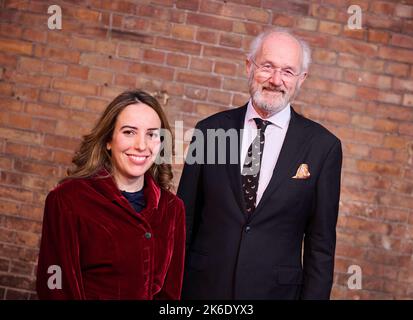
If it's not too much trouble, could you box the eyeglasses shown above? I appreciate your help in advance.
[250,59,302,80]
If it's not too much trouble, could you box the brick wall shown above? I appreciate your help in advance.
[0,0,412,299]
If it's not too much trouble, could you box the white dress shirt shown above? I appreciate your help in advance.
[240,100,291,205]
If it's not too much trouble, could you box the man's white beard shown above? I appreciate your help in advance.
[248,72,299,116]
[251,87,290,115]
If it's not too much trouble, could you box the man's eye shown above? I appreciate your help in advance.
[261,64,273,71]
[284,70,295,76]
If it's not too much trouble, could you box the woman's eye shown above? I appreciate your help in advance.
[148,131,159,138]
[123,130,135,135]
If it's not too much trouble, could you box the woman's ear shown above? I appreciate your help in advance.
[106,142,111,151]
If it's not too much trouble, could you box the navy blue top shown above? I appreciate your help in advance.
[121,189,146,213]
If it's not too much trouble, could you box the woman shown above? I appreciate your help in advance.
[36,90,185,300]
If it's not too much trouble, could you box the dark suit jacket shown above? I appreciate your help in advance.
[177,104,342,300]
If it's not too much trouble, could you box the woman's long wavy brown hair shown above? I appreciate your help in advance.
[63,90,174,191]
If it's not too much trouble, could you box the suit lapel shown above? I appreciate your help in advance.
[255,108,311,214]
[224,105,247,214]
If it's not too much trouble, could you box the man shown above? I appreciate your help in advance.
[177,28,342,300]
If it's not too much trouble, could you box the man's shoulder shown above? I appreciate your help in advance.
[196,105,246,129]
[294,110,341,145]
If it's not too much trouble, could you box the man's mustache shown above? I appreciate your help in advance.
[261,85,286,94]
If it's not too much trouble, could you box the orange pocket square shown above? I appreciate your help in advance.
[292,164,311,179]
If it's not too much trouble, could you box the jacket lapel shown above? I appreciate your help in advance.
[224,105,247,214]
[255,108,311,214]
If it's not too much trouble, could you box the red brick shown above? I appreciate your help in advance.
[5,141,29,158]
[0,39,32,55]
[185,86,207,101]
[47,32,71,48]
[187,13,233,32]
[200,0,223,13]
[204,46,243,60]
[220,33,243,48]
[190,58,213,72]
[42,61,67,76]
[357,87,402,104]
[130,63,174,81]
[166,53,189,68]
[233,21,263,36]
[383,136,408,149]
[54,150,74,164]
[368,30,390,44]
[67,65,89,80]
[39,90,60,104]
[114,74,137,87]
[365,13,403,32]
[171,24,195,40]
[373,119,399,133]
[18,57,42,73]
[402,94,413,107]
[385,62,409,77]
[117,44,141,59]
[32,118,56,133]
[88,69,113,85]
[296,17,318,31]
[363,58,385,73]
[310,65,343,80]
[156,37,201,55]
[231,93,250,106]
[390,34,413,49]
[214,62,237,76]
[196,29,218,44]
[177,71,221,88]
[370,1,396,15]
[53,79,98,95]
[318,20,341,35]
[272,13,295,27]
[142,49,165,64]
[36,46,80,64]
[176,0,199,10]
[223,77,248,92]
[344,70,392,90]
[330,38,378,57]
[22,29,46,43]
[379,46,413,64]
[149,20,170,34]
[324,109,350,124]
[366,103,413,122]
[263,0,308,15]
[221,4,269,23]
[207,90,232,105]
[44,134,81,151]
[337,53,363,69]
[395,4,413,18]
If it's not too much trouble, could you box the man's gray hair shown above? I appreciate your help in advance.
[247,27,312,72]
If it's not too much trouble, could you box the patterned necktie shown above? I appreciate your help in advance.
[242,118,271,214]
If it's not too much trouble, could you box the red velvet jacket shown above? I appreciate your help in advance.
[36,169,185,300]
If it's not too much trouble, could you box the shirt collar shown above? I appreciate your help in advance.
[91,168,161,210]
[245,99,291,129]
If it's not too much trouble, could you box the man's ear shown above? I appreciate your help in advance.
[297,72,308,88]
[246,58,252,77]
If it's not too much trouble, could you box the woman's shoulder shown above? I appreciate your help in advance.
[47,177,90,200]
[160,189,185,211]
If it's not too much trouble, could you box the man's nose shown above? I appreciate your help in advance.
[268,69,283,86]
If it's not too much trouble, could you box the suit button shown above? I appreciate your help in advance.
[144,232,152,239]
[245,225,251,233]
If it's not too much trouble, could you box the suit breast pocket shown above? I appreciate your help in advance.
[187,251,208,272]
